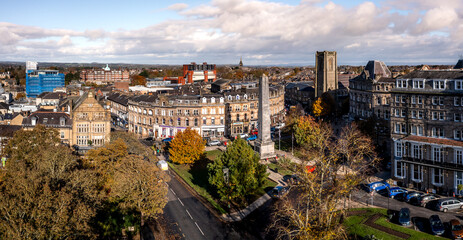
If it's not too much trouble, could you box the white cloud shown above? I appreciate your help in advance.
[1,0,463,65]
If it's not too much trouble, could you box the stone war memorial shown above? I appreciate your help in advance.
[256,74,276,159]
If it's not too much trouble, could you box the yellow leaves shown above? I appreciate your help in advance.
[313,97,324,117]
[169,128,205,165]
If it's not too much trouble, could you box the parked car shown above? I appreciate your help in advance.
[366,181,390,193]
[388,187,408,199]
[246,135,257,141]
[450,219,463,239]
[144,137,153,141]
[162,137,172,142]
[429,215,445,235]
[405,191,423,203]
[398,208,411,226]
[411,194,439,207]
[434,198,463,212]
[207,140,221,146]
[238,133,249,139]
[394,192,408,201]
[271,186,288,198]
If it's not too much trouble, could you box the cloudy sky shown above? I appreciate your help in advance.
[1,0,463,66]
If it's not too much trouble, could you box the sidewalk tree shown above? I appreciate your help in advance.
[208,138,268,206]
[272,119,379,239]
[169,128,205,165]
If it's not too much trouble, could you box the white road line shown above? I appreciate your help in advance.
[177,197,184,206]
[170,188,177,195]
[186,209,193,219]
[195,222,205,236]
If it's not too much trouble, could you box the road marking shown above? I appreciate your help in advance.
[178,197,184,206]
[195,222,205,236]
[170,188,177,195]
[186,209,193,219]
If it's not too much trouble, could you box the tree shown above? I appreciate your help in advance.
[272,119,379,239]
[169,128,205,165]
[15,92,26,100]
[0,126,100,239]
[130,75,146,86]
[208,138,268,206]
[111,131,155,160]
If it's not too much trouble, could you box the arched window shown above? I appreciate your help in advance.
[211,97,215,103]
[244,94,247,99]
[194,118,198,126]
[228,95,232,101]
[220,97,224,103]
[236,114,240,121]
[236,95,240,100]
[202,97,207,103]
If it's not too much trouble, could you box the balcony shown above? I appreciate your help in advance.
[402,156,463,171]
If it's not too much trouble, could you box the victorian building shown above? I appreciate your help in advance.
[390,69,463,195]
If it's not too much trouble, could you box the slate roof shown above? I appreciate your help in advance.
[403,135,463,148]
[400,70,463,80]
[107,92,130,106]
[0,102,9,110]
[365,60,391,79]
[0,125,22,137]
[22,111,72,127]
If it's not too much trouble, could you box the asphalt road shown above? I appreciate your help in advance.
[162,171,236,240]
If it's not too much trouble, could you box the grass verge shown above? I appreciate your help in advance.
[344,208,442,240]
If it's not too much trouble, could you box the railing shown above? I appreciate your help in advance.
[402,156,463,171]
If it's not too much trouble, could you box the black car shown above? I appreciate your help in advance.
[429,215,445,235]
[398,208,411,226]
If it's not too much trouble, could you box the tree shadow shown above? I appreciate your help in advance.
[189,154,219,198]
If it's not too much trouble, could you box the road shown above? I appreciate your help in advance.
[162,171,237,240]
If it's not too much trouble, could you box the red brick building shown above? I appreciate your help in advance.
[80,64,130,85]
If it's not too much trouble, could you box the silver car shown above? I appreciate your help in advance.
[435,198,463,212]
[207,140,221,146]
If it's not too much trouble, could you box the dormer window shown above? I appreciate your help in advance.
[202,97,207,103]
[31,117,37,126]
[228,95,232,101]
[244,94,248,100]
[220,97,224,103]
[43,118,48,124]
[433,80,446,90]
[412,80,424,89]
[60,117,65,126]
[396,79,407,88]
[211,97,215,103]
[236,95,240,100]
[455,80,463,90]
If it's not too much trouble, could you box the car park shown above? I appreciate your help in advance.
[450,219,463,239]
[388,187,407,199]
[398,208,411,227]
[207,140,221,146]
[366,181,390,193]
[405,191,423,203]
[429,215,445,236]
[434,198,463,212]
[411,194,439,207]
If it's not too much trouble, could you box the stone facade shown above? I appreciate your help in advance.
[390,70,463,195]
[22,111,73,145]
[315,51,338,98]
[256,74,276,159]
[125,83,285,139]
[71,91,111,149]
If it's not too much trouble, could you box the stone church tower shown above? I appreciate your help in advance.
[315,51,338,98]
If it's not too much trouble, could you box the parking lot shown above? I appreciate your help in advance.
[352,188,463,237]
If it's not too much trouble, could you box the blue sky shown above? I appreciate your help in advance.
[1,0,462,65]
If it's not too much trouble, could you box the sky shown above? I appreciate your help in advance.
[1,0,463,66]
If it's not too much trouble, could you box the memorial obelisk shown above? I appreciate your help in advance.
[256,74,276,159]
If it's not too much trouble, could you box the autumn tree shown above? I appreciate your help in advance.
[272,118,379,239]
[208,138,268,206]
[130,75,147,86]
[0,126,100,239]
[169,128,205,165]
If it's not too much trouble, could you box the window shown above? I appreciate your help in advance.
[432,147,443,162]
[418,110,423,119]
[203,117,207,124]
[432,168,444,186]
[202,97,207,103]
[211,117,215,125]
[418,126,423,136]
[395,109,400,117]
[148,110,153,115]
[395,96,400,103]
[395,161,406,178]
[432,97,438,105]
[412,164,423,182]
[395,123,406,134]
[411,125,417,135]
[193,110,199,116]
[412,110,417,118]
[401,109,406,117]
[413,80,424,89]
[395,141,403,157]
[439,112,445,121]
[161,110,166,116]
[60,131,65,139]
[417,96,423,104]
[169,110,174,116]
[220,97,224,103]
[185,110,190,116]
[455,97,460,106]
[412,144,422,159]
[432,127,444,138]
[376,97,381,105]
[411,96,416,104]
[186,119,189,126]
[456,80,463,90]
[432,112,438,120]
[433,80,446,90]
[455,130,462,140]
[397,79,407,88]
[220,117,224,124]
[60,117,65,126]
[456,150,463,165]
[236,95,240,100]
[401,96,406,103]
[236,114,240,121]
[194,118,198,126]
[455,113,461,122]
[243,105,248,111]
[162,118,165,124]
[439,97,444,105]
[177,118,181,126]
[177,109,182,115]
[211,97,215,103]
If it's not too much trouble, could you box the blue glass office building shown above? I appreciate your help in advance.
[26,70,65,98]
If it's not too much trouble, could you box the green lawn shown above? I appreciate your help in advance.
[168,150,276,214]
[267,162,294,177]
[344,208,443,240]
